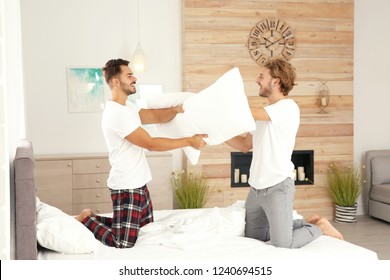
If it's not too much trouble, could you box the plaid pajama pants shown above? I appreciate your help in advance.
[82,185,154,248]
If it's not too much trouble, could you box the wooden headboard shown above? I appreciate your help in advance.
[13,139,37,260]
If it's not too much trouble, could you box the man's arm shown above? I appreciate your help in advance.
[251,107,270,121]
[125,126,207,151]
[139,105,183,124]
[225,133,253,153]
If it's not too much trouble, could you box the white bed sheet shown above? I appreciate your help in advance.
[38,202,378,261]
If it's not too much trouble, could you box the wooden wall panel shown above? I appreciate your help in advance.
[183,0,354,220]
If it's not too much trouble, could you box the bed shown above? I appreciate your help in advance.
[14,139,379,261]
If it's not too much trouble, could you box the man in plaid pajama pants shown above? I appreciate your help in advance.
[76,58,207,248]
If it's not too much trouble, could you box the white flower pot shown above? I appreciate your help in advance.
[335,203,358,223]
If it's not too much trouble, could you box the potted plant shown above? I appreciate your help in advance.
[327,162,362,223]
[171,170,213,209]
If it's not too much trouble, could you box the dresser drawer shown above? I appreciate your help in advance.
[35,159,73,215]
[72,158,110,174]
[73,173,109,189]
[73,188,111,204]
[73,202,113,215]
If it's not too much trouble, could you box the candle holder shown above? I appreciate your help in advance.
[318,81,330,113]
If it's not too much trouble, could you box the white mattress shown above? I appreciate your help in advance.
[38,202,378,260]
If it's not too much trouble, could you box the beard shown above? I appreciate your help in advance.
[259,81,272,98]
[120,81,136,96]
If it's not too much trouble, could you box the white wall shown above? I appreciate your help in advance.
[1,0,25,260]
[21,0,182,157]
[354,0,390,213]
[354,0,390,161]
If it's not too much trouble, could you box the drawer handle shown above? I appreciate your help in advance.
[96,164,101,168]
[96,179,101,183]
[67,163,72,167]
[96,194,100,198]
[96,209,101,213]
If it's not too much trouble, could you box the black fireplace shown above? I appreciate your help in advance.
[231,150,314,187]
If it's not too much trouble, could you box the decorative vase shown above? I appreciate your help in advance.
[334,203,358,223]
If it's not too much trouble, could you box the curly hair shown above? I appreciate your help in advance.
[102,58,129,84]
[263,59,297,96]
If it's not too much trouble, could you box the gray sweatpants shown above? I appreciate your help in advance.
[245,178,322,248]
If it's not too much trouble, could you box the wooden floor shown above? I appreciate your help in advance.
[330,215,390,260]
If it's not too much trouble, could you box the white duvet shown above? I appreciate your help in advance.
[38,201,378,260]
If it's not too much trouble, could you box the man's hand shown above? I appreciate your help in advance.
[189,134,208,150]
[172,104,184,114]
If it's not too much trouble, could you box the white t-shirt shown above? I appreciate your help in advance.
[101,100,152,190]
[248,99,300,189]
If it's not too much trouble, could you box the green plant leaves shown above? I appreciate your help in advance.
[171,171,213,209]
[327,163,362,207]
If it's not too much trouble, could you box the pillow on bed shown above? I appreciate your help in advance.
[371,156,390,185]
[36,197,99,254]
[147,67,256,165]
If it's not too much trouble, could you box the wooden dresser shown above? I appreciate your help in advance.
[35,152,173,215]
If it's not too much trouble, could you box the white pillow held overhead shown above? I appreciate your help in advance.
[151,67,256,164]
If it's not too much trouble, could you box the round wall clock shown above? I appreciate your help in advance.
[248,18,295,65]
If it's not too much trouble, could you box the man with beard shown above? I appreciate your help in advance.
[226,58,343,248]
[76,58,207,248]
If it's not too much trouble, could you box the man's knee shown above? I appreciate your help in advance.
[270,239,292,248]
[245,228,269,242]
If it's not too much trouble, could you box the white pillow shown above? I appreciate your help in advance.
[36,197,99,254]
[150,68,256,165]
[144,92,195,109]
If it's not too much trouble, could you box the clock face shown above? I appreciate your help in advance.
[248,18,295,65]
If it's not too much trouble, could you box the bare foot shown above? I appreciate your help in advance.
[305,214,321,224]
[75,208,95,222]
[316,217,344,240]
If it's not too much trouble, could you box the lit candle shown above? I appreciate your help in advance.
[321,96,327,107]
[234,169,240,183]
[241,174,248,183]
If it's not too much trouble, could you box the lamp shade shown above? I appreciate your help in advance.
[131,41,147,73]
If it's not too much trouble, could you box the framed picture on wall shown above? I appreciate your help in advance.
[67,67,105,113]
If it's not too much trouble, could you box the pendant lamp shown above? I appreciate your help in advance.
[131,0,147,73]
